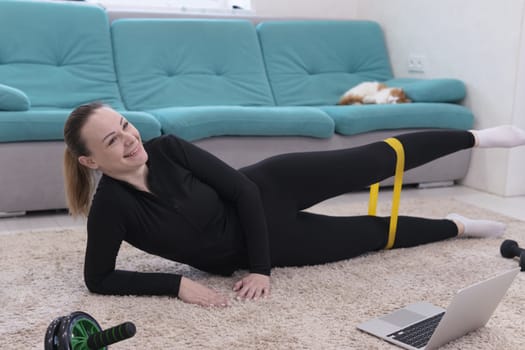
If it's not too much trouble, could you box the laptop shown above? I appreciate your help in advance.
[357,268,519,349]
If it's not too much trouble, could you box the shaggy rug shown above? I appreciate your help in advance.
[1,197,524,349]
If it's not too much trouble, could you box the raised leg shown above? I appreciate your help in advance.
[241,130,475,210]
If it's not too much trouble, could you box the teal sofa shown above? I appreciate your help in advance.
[0,0,473,215]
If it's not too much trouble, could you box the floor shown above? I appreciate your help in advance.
[1,185,524,235]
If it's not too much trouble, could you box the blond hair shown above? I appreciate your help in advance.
[63,102,104,216]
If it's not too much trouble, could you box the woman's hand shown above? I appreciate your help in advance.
[233,273,270,300]
[178,276,229,307]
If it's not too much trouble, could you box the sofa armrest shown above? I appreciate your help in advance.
[0,84,31,111]
[384,78,466,103]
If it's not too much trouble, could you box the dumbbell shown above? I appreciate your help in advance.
[44,311,136,350]
[500,239,525,271]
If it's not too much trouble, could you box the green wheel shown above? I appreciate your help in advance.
[57,311,107,350]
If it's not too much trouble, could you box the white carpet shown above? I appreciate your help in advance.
[1,197,524,349]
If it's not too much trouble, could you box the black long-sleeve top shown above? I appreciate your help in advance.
[84,135,271,297]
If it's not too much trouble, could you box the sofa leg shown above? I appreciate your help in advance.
[0,211,26,218]
[417,180,455,189]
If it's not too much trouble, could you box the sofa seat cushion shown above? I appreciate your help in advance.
[385,78,466,103]
[257,20,393,106]
[0,109,73,143]
[119,111,162,141]
[0,84,30,111]
[320,103,474,136]
[0,109,161,143]
[112,19,275,110]
[149,106,334,141]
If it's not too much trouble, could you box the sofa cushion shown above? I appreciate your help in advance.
[257,20,393,106]
[112,19,275,110]
[118,111,163,141]
[149,106,334,141]
[385,78,466,103]
[0,84,30,111]
[0,0,124,109]
[0,109,161,143]
[320,103,474,136]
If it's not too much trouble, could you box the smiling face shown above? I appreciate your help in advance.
[78,107,148,178]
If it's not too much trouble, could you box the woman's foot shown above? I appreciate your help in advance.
[471,125,525,148]
[447,213,506,238]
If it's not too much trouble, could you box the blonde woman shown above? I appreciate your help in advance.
[64,102,524,307]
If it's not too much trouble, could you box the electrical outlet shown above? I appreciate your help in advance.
[408,54,426,73]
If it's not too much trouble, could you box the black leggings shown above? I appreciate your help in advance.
[240,130,476,268]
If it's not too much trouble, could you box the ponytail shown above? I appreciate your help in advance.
[63,147,95,216]
[63,101,105,217]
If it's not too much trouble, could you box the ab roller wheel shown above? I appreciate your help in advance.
[45,311,136,350]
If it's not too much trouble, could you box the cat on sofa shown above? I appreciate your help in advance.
[338,81,411,105]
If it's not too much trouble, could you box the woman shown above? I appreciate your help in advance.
[64,102,524,307]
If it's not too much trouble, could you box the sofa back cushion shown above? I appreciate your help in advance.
[0,0,124,109]
[257,20,393,106]
[112,19,275,110]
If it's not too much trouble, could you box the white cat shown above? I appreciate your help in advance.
[339,82,411,105]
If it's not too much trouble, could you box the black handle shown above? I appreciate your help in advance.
[500,239,525,258]
[86,322,136,349]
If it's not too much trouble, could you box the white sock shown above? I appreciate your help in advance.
[471,125,525,148]
[446,213,506,238]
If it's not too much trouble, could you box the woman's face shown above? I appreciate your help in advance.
[78,107,148,176]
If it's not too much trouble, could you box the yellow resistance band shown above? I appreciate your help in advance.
[368,138,405,249]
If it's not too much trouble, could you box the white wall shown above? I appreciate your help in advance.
[355,0,525,196]
[252,0,358,19]
[507,10,525,195]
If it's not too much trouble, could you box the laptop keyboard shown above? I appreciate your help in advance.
[387,312,445,349]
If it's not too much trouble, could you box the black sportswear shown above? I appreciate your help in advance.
[84,131,475,297]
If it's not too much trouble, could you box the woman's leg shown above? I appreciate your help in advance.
[241,128,515,268]
[241,129,475,210]
[269,212,458,267]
